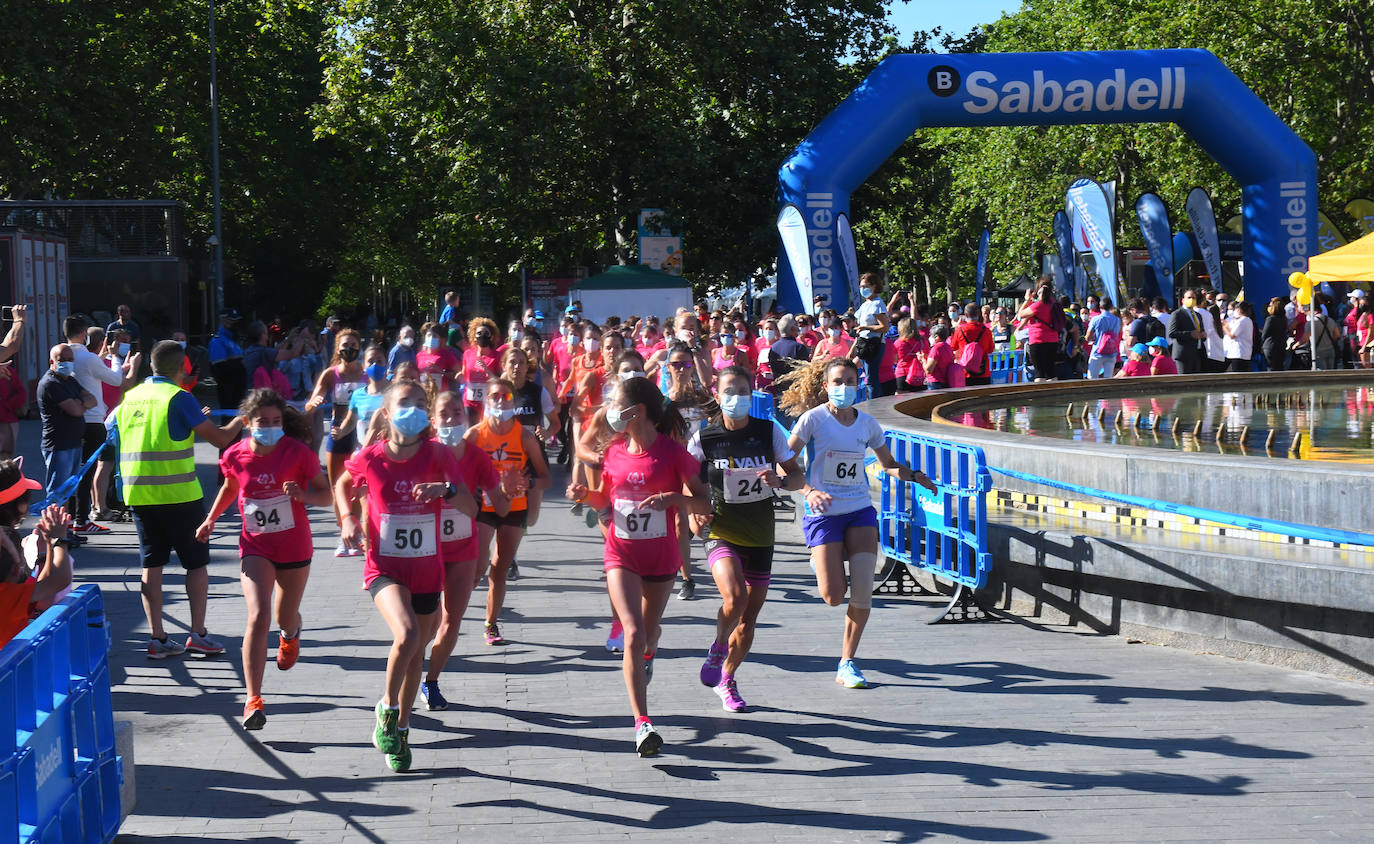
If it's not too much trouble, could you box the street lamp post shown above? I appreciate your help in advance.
[208,0,226,325]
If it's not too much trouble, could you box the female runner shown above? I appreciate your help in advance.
[566,376,710,756]
[415,321,461,393]
[420,389,509,711]
[468,378,551,645]
[503,346,558,530]
[462,318,501,424]
[336,380,477,772]
[688,366,803,711]
[781,357,934,689]
[333,344,389,449]
[304,328,367,556]
[662,341,716,600]
[197,390,333,730]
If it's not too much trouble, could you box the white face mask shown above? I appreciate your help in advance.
[829,327,841,339]
[435,423,465,446]
[676,330,693,344]
[819,317,832,328]
[400,335,415,347]
[584,339,600,353]
[510,329,523,342]
[764,329,778,341]
[619,369,646,380]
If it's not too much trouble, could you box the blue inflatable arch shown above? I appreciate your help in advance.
[776,49,1316,313]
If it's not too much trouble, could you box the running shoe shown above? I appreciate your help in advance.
[276,629,300,671]
[676,578,696,600]
[333,540,351,557]
[147,636,186,660]
[420,681,449,711]
[242,696,266,730]
[571,501,584,517]
[584,508,599,529]
[386,727,412,772]
[373,702,400,754]
[185,630,226,657]
[835,659,870,689]
[635,722,663,757]
[605,618,624,653]
[484,623,504,645]
[643,651,655,685]
[507,561,519,581]
[72,521,111,535]
[699,640,727,687]
[714,676,748,712]
[89,508,117,521]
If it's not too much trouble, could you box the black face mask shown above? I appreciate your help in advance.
[476,334,492,347]
[339,347,360,362]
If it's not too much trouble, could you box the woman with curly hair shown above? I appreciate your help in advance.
[461,318,502,424]
[781,356,935,690]
[196,389,334,731]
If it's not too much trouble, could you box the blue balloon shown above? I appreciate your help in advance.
[776,49,1315,314]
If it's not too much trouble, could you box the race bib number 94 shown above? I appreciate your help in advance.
[612,498,668,540]
[378,512,436,558]
[244,494,294,535]
[723,467,770,504]
[822,450,865,488]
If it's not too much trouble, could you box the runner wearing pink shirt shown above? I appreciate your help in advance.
[420,390,509,712]
[566,376,710,757]
[336,380,477,773]
[197,389,334,732]
[461,318,502,424]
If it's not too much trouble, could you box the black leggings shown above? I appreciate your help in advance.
[1028,342,1058,379]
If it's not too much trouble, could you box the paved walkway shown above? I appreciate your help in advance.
[57,439,1374,842]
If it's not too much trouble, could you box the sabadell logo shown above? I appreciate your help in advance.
[928,65,1187,115]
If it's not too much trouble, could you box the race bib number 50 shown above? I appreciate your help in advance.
[612,498,668,540]
[378,512,436,558]
[244,494,294,535]
[822,450,865,487]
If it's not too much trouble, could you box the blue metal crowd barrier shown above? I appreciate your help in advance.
[1,585,121,844]
[750,390,775,421]
[987,349,1025,385]
[878,431,994,591]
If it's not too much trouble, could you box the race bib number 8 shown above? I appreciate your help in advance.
[723,467,770,504]
[244,494,294,535]
[612,498,668,540]
[822,450,865,488]
[439,506,473,543]
[378,512,437,558]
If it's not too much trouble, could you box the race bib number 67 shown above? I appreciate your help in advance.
[378,512,436,558]
[822,450,865,487]
[612,498,668,540]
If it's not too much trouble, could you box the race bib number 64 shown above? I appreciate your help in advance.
[822,450,865,487]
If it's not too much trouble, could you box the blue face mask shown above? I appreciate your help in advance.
[54,361,75,377]
[391,405,430,438]
[424,335,440,350]
[365,363,387,383]
[828,385,858,409]
[251,426,284,446]
[719,394,751,420]
[860,287,872,299]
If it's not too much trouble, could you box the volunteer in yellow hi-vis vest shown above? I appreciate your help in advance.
[110,340,244,660]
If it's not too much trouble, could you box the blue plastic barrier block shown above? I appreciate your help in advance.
[94,755,120,841]
[1,758,17,844]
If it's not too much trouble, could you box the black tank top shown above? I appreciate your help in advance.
[696,417,779,547]
[512,381,544,428]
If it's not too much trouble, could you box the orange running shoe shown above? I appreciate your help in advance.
[277,631,300,671]
[242,696,265,730]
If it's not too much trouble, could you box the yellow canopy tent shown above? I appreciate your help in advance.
[1307,230,1374,290]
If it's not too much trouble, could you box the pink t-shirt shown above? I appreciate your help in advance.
[219,437,320,563]
[1121,358,1151,377]
[462,347,502,408]
[878,334,898,383]
[546,339,574,385]
[635,339,665,359]
[894,337,925,380]
[1149,354,1179,376]
[799,330,821,349]
[815,335,852,359]
[924,341,954,384]
[1026,302,1061,345]
[439,441,500,564]
[600,435,700,578]
[345,439,463,594]
[416,348,460,393]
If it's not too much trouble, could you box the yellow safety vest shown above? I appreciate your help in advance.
[116,379,202,506]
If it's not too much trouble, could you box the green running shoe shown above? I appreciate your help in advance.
[373,701,400,754]
[386,727,412,772]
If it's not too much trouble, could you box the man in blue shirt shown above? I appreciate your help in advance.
[438,291,459,327]
[208,308,246,411]
[105,304,142,353]
[1085,298,1123,380]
